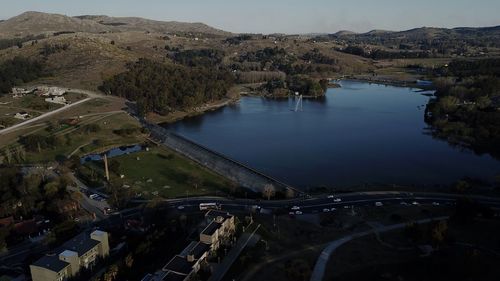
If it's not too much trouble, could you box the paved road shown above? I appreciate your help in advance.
[0,97,92,135]
[309,216,449,281]
[67,173,110,220]
[0,87,105,135]
[155,191,500,215]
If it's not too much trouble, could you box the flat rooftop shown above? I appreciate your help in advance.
[201,221,221,236]
[32,255,69,273]
[205,210,233,220]
[162,255,193,275]
[62,232,101,256]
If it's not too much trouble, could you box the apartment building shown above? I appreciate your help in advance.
[30,230,109,281]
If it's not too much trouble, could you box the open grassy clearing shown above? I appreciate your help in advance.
[225,203,454,281]
[23,111,144,163]
[81,145,235,199]
[326,218,500,281]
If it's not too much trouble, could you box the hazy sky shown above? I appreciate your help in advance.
[0,0,499,34]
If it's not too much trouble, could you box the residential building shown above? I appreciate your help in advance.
[30,230,109,281]
[11,87,34,98]
[44,96,67,105]
[143,211,236,281]
[14,112,30,120]
[200,210,236,251]
[36,86,66,97]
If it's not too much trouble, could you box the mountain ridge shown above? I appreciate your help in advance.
[0,11,231,38]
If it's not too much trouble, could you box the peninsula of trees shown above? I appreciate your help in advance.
[100,59,234,116]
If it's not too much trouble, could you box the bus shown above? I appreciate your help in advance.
[199,203,220,211]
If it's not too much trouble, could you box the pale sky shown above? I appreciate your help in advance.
[0,0,499,34]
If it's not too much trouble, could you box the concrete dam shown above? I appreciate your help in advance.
[144,122,300,195]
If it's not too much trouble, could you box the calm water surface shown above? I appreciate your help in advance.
[166,81,500,189]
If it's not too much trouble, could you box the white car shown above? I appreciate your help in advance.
[343,205,350,209]
[327,195,334,199]
[412,201,419,205]
[177,206,185,210]
[323,208,330,213]
[289,211,295,215]
[333,198,342,203]
[432,202,440,206]
[331,207,337,211]
[295,211,303,215]
[291,206,300,211]
[375,202,383,207]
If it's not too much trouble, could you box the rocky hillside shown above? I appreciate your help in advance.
[75,15,230,36]
[0,11,230,38]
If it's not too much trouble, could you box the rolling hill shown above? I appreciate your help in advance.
[0,11,230,39]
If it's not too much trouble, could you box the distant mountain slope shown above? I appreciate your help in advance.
[0,11,111,38]
[334,25,500,40]
[0,11,230,38]
[75,15,230,36]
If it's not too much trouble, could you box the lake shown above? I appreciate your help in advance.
[165,80,500,189]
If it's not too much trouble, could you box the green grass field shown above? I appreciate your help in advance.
[18,112,145,163]
[88,145,235,199]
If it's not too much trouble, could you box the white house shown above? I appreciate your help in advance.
[14,112,30,120]
[45,96,67,105]
[37,86,66,97]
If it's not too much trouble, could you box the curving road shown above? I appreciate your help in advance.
[309,216,449,281]
[143,191,500,215]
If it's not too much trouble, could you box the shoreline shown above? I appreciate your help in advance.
[147,97,239,125]
[149,76,434,125]
[344,75,435,90]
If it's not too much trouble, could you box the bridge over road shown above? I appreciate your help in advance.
[144,122,301,195]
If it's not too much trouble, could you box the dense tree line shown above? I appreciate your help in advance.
[0,34,45,50]
[239,47,297,73]
[19,134,63,152]
[235,71,286,83]
[425,59,500,158]
[287,75,328,97]
[171,48,225,67]
[223,35,253,45]
[445,58,500,77]
[0,165,78,250]
[301,48,338,65]
[100,59,234,116]
[338,46,431,59]
[0,56,47,95]
[40,42,70,57]
[263,75,328,97]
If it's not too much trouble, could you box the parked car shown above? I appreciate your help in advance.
[375,202,383,207]
[333,198,342,203]
[291,206,300,210]
[327,195,334,199]
[177,205,185,210]
[295,211,303,215]
[323,208,330,213]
